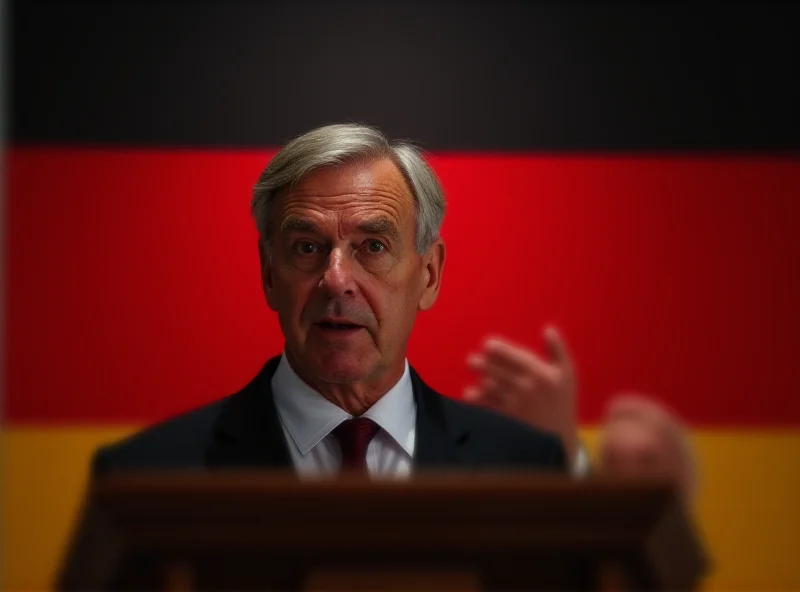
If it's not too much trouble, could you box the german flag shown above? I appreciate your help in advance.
[4,2,799,590]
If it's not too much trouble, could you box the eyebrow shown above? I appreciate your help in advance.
[280,217,319,234]
[279,215,401,240]
[357,217,400,240]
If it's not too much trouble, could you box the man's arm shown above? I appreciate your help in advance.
[90,446,113,477]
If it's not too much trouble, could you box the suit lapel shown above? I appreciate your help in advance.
[205,359,468,471]
[411,367,469,469]
[205,356,293,469]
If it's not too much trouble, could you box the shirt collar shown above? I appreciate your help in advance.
[271,353,415,456]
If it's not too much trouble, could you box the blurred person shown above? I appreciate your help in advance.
[91,124,571,477]
[465,334,695,494]
[599,394,696,499]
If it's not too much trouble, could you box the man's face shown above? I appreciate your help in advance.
[260,157,444,387]
[599,418,676,480]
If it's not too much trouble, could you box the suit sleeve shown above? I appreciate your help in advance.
[90,445,113,477]
[550,433,568,470]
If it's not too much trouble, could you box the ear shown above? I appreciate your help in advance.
[418,238,446,311]
[258,238,279,311]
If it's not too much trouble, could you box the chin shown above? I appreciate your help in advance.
[316,359,371,384]
[311,351,375,384]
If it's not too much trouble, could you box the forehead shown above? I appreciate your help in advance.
[276,158,415,227]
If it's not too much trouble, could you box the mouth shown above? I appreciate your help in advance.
[314,320,365,336]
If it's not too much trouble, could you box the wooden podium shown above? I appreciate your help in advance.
[57,472,708,591]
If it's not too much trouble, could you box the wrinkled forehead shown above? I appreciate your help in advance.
[278,158,410,201]
[275,159,415,238]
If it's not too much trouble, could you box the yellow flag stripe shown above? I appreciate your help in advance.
[3,427,799,591]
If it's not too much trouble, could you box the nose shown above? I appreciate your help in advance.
[319,247,357,296]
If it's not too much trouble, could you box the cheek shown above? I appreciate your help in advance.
[366,273,420,327]
[274,272,316,319]
[357,280,390,326]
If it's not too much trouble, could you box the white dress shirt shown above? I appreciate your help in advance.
[272,354,416,477]
[271,353,588,477]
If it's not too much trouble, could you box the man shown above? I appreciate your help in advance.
[92,123,568,476]
[465,335,695,495]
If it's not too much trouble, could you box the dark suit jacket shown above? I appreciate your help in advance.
[92,356,566,475]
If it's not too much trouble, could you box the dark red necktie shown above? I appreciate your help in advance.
[333,417,380,473]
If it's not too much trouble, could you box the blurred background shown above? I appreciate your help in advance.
[2,1,799,589]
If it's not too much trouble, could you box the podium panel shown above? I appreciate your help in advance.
[57,472,708,591]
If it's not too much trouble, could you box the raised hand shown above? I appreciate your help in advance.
[464,326,578,464]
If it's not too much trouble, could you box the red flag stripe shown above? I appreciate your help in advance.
[6,148,800,426]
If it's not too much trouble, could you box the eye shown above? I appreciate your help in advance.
[363,239,387,254]
[293,240,321,255]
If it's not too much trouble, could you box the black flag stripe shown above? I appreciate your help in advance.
[10,0,799,151]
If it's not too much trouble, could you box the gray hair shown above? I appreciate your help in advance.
[251,123,446,254]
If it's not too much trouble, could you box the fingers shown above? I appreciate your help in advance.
[465,327,573,411]
[465,354,503,409]
[543,325,572,368]
[486,364,536,397]
[465,353,518,411]
[468,350,537,399]
[483,337,552,378]
[462,385,483,403]
[462,383,506,412]
[466,353,487,372]
[465,375,532,421]
[483,340,559,392]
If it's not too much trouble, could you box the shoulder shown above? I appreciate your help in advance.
[410,366,566,471]
[442,395,566,468]
[92,357,281,475]
[91,398,227,474]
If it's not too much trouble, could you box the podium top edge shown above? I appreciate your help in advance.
[91,471,678,498]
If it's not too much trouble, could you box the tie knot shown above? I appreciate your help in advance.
[333,417,380,472]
